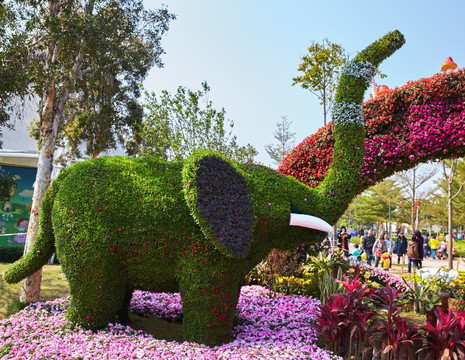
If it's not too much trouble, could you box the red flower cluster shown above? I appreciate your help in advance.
[279,69,465,195]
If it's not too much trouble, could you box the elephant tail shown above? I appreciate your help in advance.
[3,171,64,284]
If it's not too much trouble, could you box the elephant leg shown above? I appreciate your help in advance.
[179,270,243,346]
[116,289,134,325]
[64,259,127,330]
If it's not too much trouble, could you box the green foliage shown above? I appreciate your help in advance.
[0,245,24,263]
[244,247,307,296]
[318,267,344,304]
[1,0,175,158]
[136,82,257,163]
[265,115,296,168]
[315,30,405,225]
[431,158,465,229]
[292,38,347,125]
[3,151,325,346]
[346,179,407,225]
[350,236,361,245]
[305,247,350,276]
[0,168,16,203]
[3,32,405,347]
[454,241,465,257]
[402,275,435,312]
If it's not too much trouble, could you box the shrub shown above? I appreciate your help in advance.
[350,236,361,245]
[421,308,465,359]
[454,241,465,257]
[244,246,308,296]
[0,245,24,263]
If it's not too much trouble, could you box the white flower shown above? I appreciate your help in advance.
[342,60,377,85]
[332,102,365,126]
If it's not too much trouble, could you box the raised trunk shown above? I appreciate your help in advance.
[323,87,327,126]
[411,166,416,230]
[19,0,84,302]
[448,187,453,269]
[314,31,405,224]
[20,82,69,302]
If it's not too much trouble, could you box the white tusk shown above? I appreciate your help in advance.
[289,213,333,233]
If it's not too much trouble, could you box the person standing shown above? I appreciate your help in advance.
[337,226,351,255]
[429,235,439,259]
[373,235,390,268]
[383,231,394,268]
[393,231,408,264]
[415,230,425,268]
[362,229,376,266]
[423,233,430,259]
[406,236,419,273]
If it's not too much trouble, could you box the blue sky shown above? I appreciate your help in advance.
[142,0,465,167]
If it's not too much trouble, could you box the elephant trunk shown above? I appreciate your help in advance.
[315,30,405,224]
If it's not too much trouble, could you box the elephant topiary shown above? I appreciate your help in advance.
[4,30,405,346]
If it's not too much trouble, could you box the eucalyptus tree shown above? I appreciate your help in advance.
[138,82,257,163]
[0,0,175,302]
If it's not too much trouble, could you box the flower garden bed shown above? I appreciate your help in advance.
[0,286,340,360]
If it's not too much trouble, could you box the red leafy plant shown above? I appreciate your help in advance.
[372,284,423,360]
[421,307,465,360]
[315,274,375,357]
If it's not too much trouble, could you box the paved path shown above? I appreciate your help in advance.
[349,243,465,275]
[371,256,465,276]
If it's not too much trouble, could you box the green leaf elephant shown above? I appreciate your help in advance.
[4,30,405,346]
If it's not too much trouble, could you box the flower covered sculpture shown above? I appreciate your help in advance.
[280,68,465,195]
[5,31,405,346]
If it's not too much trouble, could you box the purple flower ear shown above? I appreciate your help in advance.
[183,153,254,257]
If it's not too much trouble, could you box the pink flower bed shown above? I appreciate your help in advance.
[361,264,410,290]
[0,286,340,359]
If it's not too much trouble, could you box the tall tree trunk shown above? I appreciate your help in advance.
[411,166,416,231]
[448,188,453,270]
[323,87,327,126]
[19,0,77,302]
[442,159,465,270]
[19,81,68,302]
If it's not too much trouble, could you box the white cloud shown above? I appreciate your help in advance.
[19,189,34,198]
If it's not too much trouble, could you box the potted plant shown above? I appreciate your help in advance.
[429,277,453,314]
[402,275,434,314]
[421,307,465,359]
[423,294,441,326]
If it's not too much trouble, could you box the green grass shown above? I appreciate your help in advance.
[454,240,465,257]
[0,263,69,320]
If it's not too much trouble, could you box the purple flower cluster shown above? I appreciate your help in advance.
[0,286,340,359]
[196,156,254,256]
[363,101,465,184]
[130,291,183,321]
[361,264,410,290]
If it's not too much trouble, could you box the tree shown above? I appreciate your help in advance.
[265,115,295,168]
[346,179,406,229]
[394,164,437,230]
[0,0,175,302]
[136,82,257,163]
[292,38,347,126]
[440,158,465,269]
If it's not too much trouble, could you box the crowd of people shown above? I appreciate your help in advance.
[331,227,463,274]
